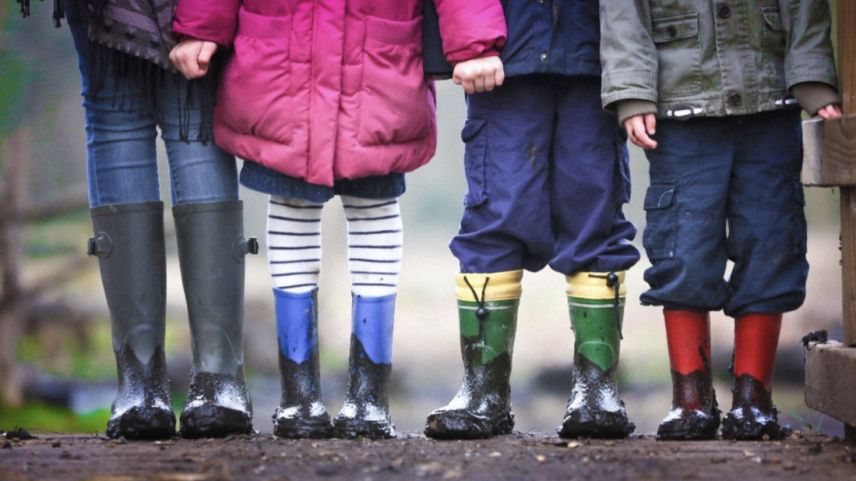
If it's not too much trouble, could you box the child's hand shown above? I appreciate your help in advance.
[624,114,658,150]
[169,39,218,80]
[817,103,843,119]
[452,56,504,94]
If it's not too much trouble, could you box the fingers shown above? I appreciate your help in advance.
[818,104,843,119]
[624,115,658,150]
[452,57,504,95]
[169,40,215,80]
[644,113,657,136]
[197,41,218,72]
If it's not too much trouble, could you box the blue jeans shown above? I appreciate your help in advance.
[69,21,238,208]
[450,75,639,275]
[641,110,808,317]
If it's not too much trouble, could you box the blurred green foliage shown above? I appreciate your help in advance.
[0,403,110,434]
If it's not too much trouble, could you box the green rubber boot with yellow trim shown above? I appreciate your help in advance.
[559,271,635,439]
[424,270,521,439]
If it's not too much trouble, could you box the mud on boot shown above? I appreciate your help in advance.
[424,272,521,440]
[333,295,396,439]
[425,352,515,439]
[106,347,175,440]
[657,370,720,440]
[721,374,787,440]
[333,335,395,439]
[559,272,634,439]
[90,202,175,440]
[271,288,333,438]
[174,201,256,439]
[180,371,253,438]
[559,357,634,439]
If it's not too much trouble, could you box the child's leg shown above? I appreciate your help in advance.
[657,309,720,440]
[333,195,402,439]
[550,77,638,439]
[267,195,332,438]
[642,117,735,439]
[721,109,804,440]
[428,76,555,439]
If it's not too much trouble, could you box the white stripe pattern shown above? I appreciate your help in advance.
[267,196,323,293]
[342,195,402,297]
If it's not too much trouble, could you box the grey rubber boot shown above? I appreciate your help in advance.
[173,201,258,438]
[89,202,175,440]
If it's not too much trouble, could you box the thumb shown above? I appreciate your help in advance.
[198,42,218,68]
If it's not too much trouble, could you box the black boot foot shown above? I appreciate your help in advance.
[333,405,395,439]
[721,374,787,441]
[179,372,253,438]
[721,406,786,440]
[106,405,175,440]
[656,407,720,440]
[424,408,514,440]
[559,408,634,439]
[273,407,333,439]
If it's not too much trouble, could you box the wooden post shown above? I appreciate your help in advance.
[837,0,856,443]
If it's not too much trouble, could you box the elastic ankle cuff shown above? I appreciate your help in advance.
[456,270,522,302]
[567,271,627,299]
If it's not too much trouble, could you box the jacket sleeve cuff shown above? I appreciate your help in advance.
[791,82,841,116]
[616,100,658,127]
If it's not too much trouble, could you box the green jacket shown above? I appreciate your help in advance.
[599,0,839,121]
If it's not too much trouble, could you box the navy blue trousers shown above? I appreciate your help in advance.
[450,75,639,275]
[641,110,808,317]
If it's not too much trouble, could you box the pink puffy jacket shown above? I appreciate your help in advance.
[173,1,507,187]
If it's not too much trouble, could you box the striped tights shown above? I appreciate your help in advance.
[266,195,402,297]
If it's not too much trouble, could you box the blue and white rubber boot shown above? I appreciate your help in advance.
[272,288,333,438]
[333,294,396,439]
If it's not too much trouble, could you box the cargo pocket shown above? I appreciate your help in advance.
[759,6,786,93]
[219,8,293,144]
[358,16,433,146]
[614,141,631,205]
[652,13,702,100]
[792,181,807,254]
[462,118,488,208]
[643,184,677,260]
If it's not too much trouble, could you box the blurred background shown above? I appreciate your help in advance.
[0,2,847,437]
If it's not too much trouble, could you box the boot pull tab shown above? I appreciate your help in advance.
[87,233,112,258]
[232,236,259,260]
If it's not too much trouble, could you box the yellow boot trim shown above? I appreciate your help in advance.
[456,270,523,302]
[566,271,627,299]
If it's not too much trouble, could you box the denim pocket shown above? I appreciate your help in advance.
[461,118,488,208]
[643,184,677,260]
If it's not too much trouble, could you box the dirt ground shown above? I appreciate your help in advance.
[1,431,854,481]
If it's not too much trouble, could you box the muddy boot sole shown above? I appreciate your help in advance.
[721,410,786,441]
[332,417,395,440]
[179,405,253,438]
[656,409,720,441]
[559,409,635,439]
[424,409,514,440]
[106,406,175,440]
[273,413,333,439]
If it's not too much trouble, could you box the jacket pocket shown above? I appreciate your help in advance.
[461,118,488,208]
[759,6,787,93]
[643,184,677,260]
[218,8,293,145]
[358,16,433,146]
[652,13,703,100]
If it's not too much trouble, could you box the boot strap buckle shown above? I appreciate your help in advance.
[87,233,112,257]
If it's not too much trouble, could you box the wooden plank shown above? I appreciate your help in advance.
[804,341,856,426]
[839,0,856,348]
[802,116,856,186]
